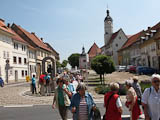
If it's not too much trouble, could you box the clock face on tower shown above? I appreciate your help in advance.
[107,21,111,24]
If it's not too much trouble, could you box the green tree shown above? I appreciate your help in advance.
[61,60,68,68]
[68,53,80,68]
[56,61,61,68]
[91,55,115,85]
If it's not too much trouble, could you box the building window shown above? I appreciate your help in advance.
[24,58,27,64]
[13,56,17,64]
[119,36,121,39]
[7,52,9,58]
[14,43,18,49]
[25,70,27,76]
[116,44,118,47]
[22,70,24,77]
[83,60,86,62]
[22,45,26,51]
[19,57,22,64]
[35,66,36,73]
[41,51,43,57]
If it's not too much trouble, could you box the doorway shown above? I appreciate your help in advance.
[15,70,18,82]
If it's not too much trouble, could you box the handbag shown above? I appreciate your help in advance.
[103,93,115,120]
[137,97,141,105]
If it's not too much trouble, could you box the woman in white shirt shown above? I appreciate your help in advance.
[142,74,160,120]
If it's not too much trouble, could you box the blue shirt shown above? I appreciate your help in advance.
[32,77,36,84]
[68,83,75,93]
[70,92,95,120]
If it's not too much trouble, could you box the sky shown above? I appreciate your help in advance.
[1,0,160,62]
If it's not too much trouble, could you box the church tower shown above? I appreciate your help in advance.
[104,9,113,45]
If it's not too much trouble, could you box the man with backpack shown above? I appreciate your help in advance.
[142,74,160,120]
[44,73,51,95]
[39,73,46,96]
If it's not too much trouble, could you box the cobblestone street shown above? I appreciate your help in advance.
[0,83,54,106]
[0,82,105,106]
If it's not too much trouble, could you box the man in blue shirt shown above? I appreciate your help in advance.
[31,74,37,94]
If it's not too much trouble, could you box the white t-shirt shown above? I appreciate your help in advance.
[116,97,122,108]
[142,86,160,120]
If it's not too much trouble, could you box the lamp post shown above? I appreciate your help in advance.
[5,59,10,83]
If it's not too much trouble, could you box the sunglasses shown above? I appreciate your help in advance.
[153,80,160,83]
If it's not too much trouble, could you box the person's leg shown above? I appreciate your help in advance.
[34,84,37,94]
[32,84,34,94]
[58,105,68,120]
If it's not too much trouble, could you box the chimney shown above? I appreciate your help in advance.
[7,23,10,28]
[148,27,151,30]
[40,38,43,41]
[0,18,5,22]
[31,32,35,35]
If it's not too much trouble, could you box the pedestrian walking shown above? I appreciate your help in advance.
[31,74,37,94]
[142,74,160,120]
[44,73,51,94]
[39,73,45,96]
[104,82,123,120]
[132,76,142,105]
[52,78,71,120]
[70,83,96,120]
[125,80,142,120]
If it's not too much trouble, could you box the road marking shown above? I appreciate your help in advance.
[3,105,33,108]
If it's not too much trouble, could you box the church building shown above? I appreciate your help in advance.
[101,9,128,65]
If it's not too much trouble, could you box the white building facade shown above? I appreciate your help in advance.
[0,21,14,83]
[12,33,29,82]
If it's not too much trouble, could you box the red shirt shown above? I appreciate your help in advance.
[104,91,122,120]
[39,74,45,84]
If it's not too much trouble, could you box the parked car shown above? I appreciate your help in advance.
[125,65,132,72]
[136,66,157,75]
[116,65,126,72]
[129,65,136,73]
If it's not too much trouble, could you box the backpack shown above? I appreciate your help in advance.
[91,107,101,120]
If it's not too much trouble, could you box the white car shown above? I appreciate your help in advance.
[116,65,126,72]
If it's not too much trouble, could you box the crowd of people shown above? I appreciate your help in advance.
[30,71,160,120]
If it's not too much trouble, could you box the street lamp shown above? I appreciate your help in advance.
[5,59,10,83]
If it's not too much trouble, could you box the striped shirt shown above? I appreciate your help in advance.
[79,97,88,120]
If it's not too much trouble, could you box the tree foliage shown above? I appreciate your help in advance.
[68,53,80,68]
[61,60,68,68]
[56,61,61,68]
[91,55,115,84]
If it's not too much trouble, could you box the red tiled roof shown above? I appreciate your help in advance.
[126,35,132,38]
[107,29,120,45]
[88,43,101,57]
[121,30,144,50]
[10,28,28,44]
[150,22,160,30]
[15,24,52,52]
[0,20,14,35]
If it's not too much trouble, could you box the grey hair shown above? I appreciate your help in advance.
[76,83,87,92]
[110,82,119,91]
[151,74,160,81]
[125,80,133,87]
